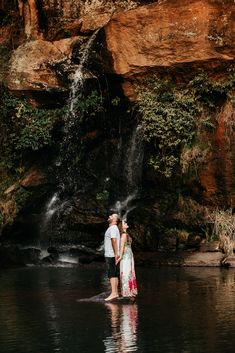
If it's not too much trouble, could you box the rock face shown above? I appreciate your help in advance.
[7,0,234,98]
[17,0,141,40]
[20,169,46,188]
[18,0,42,40]
[105,0,234,78]
[7,37,81,93]
[103,0,235,211]
[1,0,235,263]
[6,0,144,94]
[200,101,235,207]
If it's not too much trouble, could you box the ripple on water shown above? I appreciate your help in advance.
[1,267,235,353]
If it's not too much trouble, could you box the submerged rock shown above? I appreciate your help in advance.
[77,291,136,303]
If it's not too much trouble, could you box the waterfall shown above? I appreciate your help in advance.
[67,29,99,121]
[125,125,144,194]
[40,27,144,251]
[40,30,99,246]
[113,124,144,220]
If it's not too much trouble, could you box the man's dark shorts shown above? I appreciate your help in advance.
[105,257,119,278]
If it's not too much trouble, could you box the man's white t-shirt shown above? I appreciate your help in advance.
[104,224,120,257]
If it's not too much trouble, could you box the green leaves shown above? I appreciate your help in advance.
[136,69,234,178]
[137,78,196,177]
[96,190,109,202]
[74,90,104,120]
[0,89,67,170]
[16,116,52,151]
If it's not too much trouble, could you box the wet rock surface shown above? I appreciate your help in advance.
[77,291,136,303]
[0,0,235,268]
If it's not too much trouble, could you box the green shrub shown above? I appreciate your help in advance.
[96,190,109,202]
[136,78,197,177]
[74,90,104,120]
[0,89,67,170]
[136,69,234,178]
[189,70,235,110]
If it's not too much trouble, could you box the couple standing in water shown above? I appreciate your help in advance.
[104,213,138,301]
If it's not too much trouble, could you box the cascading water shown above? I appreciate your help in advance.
[39,27,144,255]
[114,124,144,220]
[125,125,144,194]
[40,30,99,247]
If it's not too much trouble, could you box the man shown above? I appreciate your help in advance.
[104,213,120,301]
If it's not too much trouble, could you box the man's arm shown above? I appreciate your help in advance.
[111,238,118,256]
[111,238,119,263]
[110,226,120,263]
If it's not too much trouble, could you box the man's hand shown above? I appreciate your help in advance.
[115,255,120,264]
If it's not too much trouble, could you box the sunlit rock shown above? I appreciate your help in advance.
[3,183,19,195]
[40,0,139,39]
[7,37,81,93]
[199,241,220,252]
[104,0,234,77]
[18,0,42,40]
[20,169,46,188]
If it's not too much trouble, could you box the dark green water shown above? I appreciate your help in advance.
[1,265,235,353]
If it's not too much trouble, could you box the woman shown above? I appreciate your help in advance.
[118,220,138,298]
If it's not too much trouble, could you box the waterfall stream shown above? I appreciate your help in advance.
[40,30,99,246]
[114,124,144,220]
[40,28,144,250]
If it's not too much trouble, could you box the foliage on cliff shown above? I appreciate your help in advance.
[0,88,67,172]
[136,68,235,178]
[0,86,67,225]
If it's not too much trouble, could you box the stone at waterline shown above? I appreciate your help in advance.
[77,292,136,303]
[134,251,226,267]
[40,246,59,265]
[199,241,220,252]
[37,244,103,265]
[19,247,41,265]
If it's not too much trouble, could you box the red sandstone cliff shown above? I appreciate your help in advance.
[0,0,235,250]
[105,0,234,77]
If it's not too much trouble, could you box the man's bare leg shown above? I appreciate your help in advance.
[105,277,119,301]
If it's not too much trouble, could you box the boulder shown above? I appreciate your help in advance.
[7,37,81,93]
[134,250,225,267]
[183,251,224,266]
[199,241,220,252]
[40,0,139,39]
[104,0,234,78]
[20,169,46,188]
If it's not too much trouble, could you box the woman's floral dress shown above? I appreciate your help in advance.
[120,236,138,297]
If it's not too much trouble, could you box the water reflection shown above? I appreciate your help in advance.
[104,303,138,353]
[2,267,235,353]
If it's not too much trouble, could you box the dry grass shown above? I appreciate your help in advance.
[207,209,235,263]
[180,145,208,175]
